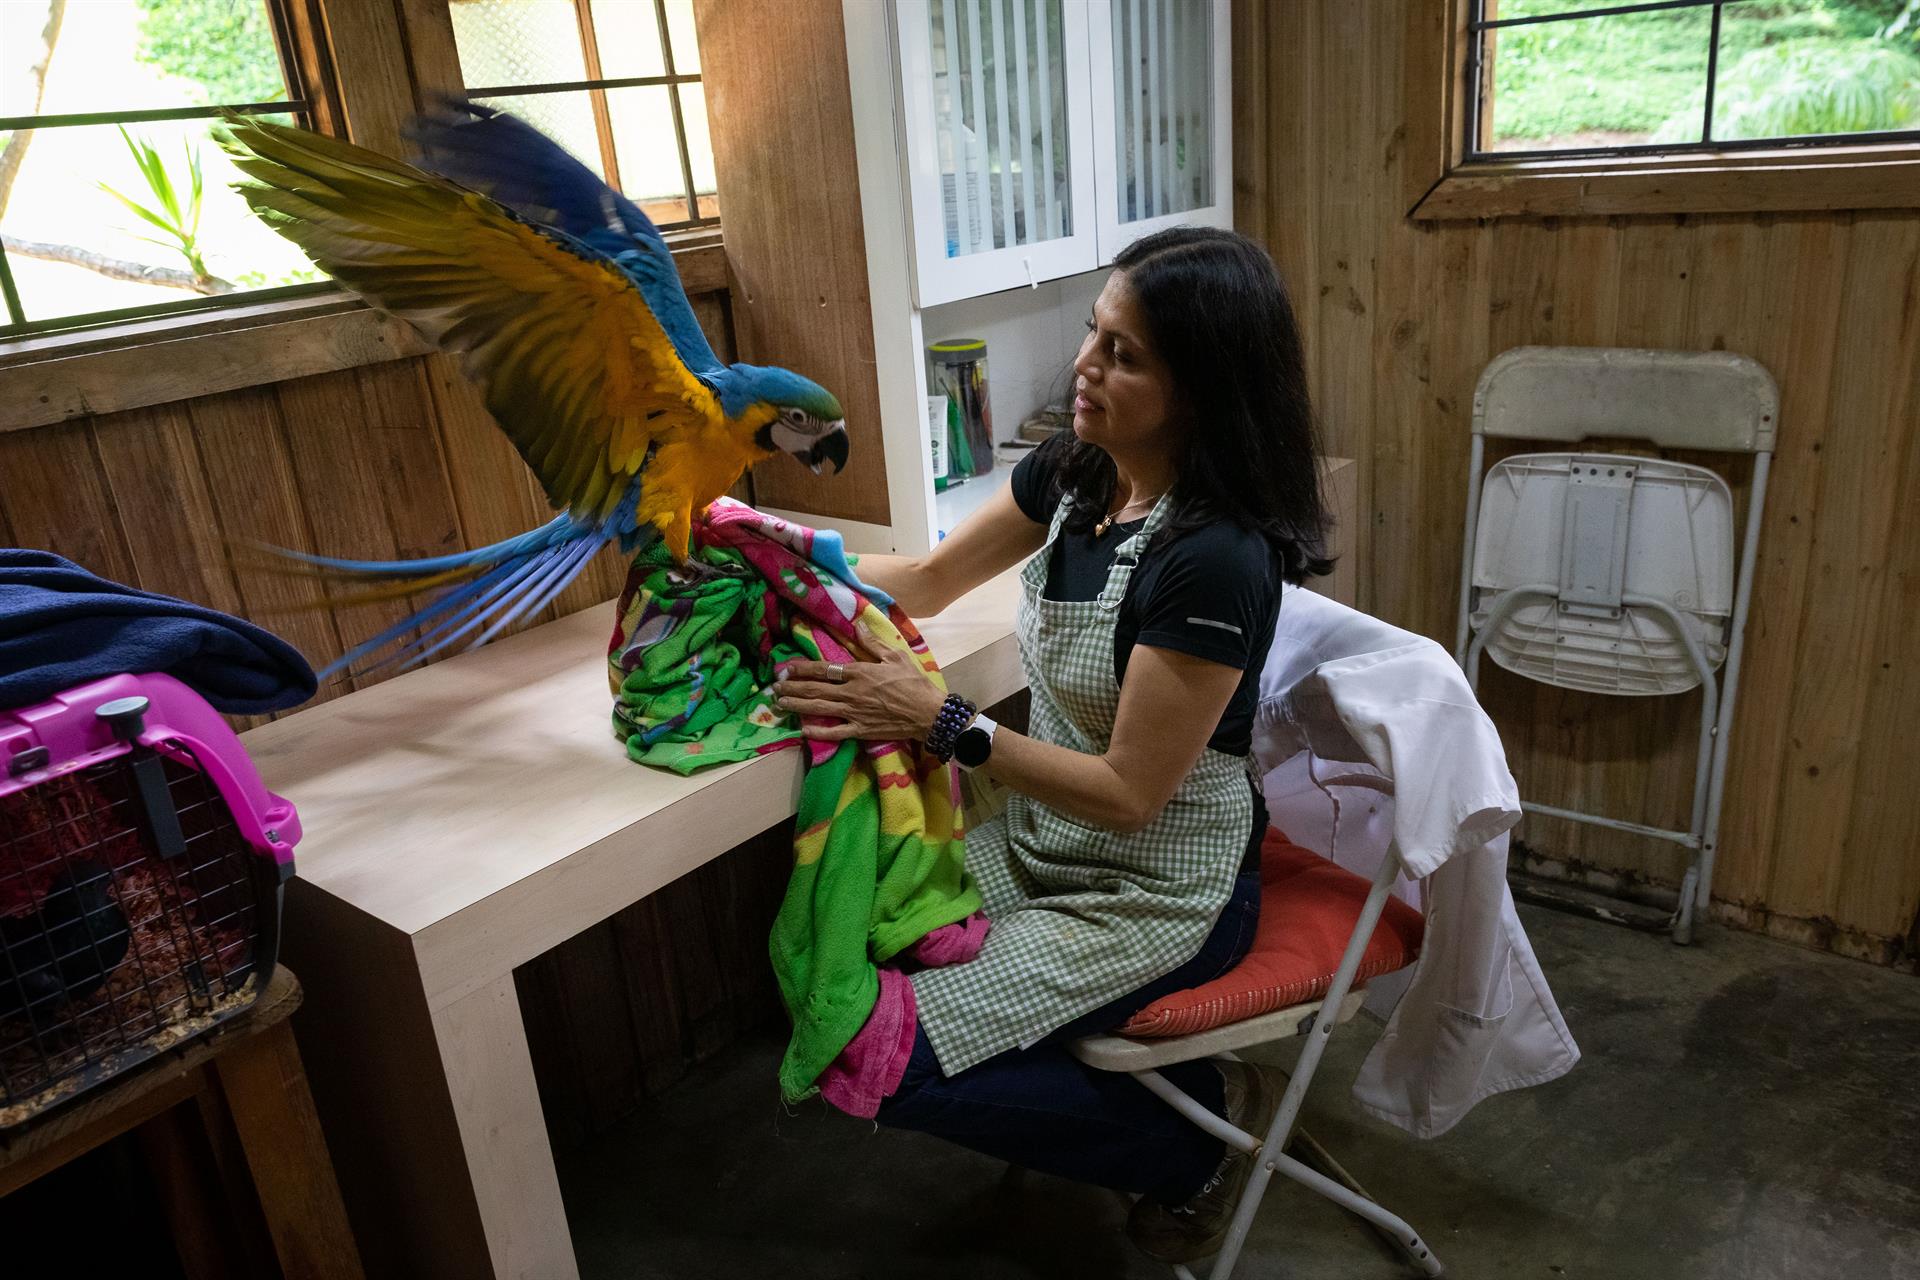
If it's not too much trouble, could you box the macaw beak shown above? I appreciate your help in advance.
[804,421,849,476]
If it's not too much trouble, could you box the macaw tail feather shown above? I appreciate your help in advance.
[268,516,614,680]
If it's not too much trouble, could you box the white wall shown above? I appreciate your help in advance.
[922,266,1109,449]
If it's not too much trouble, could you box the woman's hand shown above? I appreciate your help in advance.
[775,622,950,743]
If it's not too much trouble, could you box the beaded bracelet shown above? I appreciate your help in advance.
[924,693,978,763]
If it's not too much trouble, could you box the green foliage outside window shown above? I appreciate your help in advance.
[1489,0,1920,149]
[134,0,287,106]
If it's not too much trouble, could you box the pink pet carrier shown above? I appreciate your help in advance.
[0,673,299,1127]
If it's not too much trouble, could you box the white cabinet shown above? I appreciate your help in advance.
[894,0,1230,308]
[897,0,1101,306]
[1088,0,1232,257]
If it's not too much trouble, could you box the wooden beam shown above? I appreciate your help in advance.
[692,0,890,526]
[0,244,725,433]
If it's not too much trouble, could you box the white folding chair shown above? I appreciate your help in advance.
[1068,590,1497,1280]
[1453,346,1778,944]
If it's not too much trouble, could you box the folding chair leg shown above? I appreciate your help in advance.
[1271,1151,1445,1276]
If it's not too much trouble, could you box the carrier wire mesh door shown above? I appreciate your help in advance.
[0,674,298,1125]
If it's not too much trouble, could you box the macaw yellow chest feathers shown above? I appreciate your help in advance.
[632,403,782,559]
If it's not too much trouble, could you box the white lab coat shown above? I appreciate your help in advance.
[1252,586,1580,1138]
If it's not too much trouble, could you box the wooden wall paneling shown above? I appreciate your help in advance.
[423,353,549,567]
[652,866,739,1064]
[1363,2,1423,634]
[0,420,138,586]
[693,0,889,527]
[1366,217,1433,642]
[392,0,467,104]
[609,895,693,1096]
[1714,217,1850,915]
[186,385,350,704]
[695,822,790,1044]
[1768,214,1920,923]
[272,366,439,686]
[1415,225,1490,639]
[1835,363,1920,951]
[1311,3,1380,613]
[511,919,643,1152]
[1550,218,1621,346]
[315,0,417,156]
[92,403,244,617]
[1230,0,1271,237]
[353,361,465,563]
[1611,216,1697,347]
[1262,1,1320,302]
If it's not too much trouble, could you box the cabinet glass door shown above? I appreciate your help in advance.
[899,0,1100,305]
[1089,0,1231,261]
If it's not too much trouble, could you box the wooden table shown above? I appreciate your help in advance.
[244,570,1027,1280]
[0,968,364,1280]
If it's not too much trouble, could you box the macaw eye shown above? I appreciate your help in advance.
[786,409,807,425]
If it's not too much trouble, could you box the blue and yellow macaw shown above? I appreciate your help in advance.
[218,104,849,674]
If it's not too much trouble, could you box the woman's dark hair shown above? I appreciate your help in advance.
[1050,226,1333,583]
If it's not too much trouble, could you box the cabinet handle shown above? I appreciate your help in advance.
[1023,256,1037,289]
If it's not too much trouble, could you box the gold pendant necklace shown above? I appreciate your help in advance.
[1094,491,1164,537]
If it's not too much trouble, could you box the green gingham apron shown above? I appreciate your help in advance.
[913,493,1253,1075]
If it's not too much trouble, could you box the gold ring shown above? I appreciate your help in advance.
[827,663,847,683]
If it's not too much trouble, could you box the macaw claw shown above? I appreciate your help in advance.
[666,557,740,587]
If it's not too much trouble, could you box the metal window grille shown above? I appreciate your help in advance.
[0,749,274,1125]
[1467,0,1920,162]
[454,0,718,232]
[0,0,332,341]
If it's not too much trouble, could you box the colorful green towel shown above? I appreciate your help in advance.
[608,500,981,1101]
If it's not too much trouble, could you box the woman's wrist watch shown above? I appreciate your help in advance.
[953,714,997,771]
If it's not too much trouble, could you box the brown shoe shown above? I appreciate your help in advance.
[1125,1059,1286,1264]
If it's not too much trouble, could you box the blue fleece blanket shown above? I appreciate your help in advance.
[0,550,316,714]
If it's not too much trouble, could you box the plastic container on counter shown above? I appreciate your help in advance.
[927,338,994,481]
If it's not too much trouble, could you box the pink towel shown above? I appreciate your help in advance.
[818,967,918,1119]
[909,912,991,967]
[816,912,991,1117]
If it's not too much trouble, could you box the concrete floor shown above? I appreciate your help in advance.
[559,904,1920,1279]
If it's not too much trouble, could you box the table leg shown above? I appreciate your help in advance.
[213,1019,368,1280]
[430,972,579,1280]
[283,884,574,1279]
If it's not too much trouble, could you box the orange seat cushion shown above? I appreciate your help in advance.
[1117,828,1426,1038]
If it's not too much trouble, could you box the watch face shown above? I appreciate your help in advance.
[954,726,991,768]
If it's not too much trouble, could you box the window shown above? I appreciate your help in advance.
[0,0,333,339]
[1406,0,1920,219]
[1473,0,1920,158]
[447,0,718,230]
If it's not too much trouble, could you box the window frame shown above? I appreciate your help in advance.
[0,0,343,341]
[0,0,726,435]
[455,0,719,233]
[1405,0,1920,220]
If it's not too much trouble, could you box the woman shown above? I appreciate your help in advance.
[774,226,1331,1263]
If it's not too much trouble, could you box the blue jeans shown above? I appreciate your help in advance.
[875,868,1261,1204]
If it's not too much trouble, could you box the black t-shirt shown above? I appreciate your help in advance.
[1010,438,1283,759]
[1010,439,1281,868]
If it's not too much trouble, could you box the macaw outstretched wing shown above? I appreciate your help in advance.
[407,101,725,380]
[219,114,719,527]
